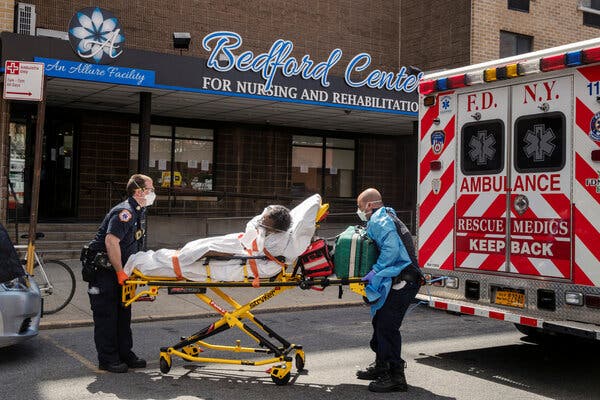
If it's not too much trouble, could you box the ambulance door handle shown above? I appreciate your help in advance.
[514,194,529,215]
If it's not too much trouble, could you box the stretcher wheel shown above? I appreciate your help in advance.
[271,371,291,386]
[295,352,305,372]
[159,355,171,374]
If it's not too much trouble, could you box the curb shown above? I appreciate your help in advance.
[39,300,365,330]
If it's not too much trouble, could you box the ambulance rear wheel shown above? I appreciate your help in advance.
[271,371,291,386]
[159,356,171,374]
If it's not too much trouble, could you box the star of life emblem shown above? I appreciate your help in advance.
[440,96,452,113]
[524,124,556,162]
[468,130,496,166]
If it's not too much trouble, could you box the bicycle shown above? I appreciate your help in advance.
[15,236,76,315]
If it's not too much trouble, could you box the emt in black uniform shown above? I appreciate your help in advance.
[87,174,155,373]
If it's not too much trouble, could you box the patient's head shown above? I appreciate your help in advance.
[259,205,291,234]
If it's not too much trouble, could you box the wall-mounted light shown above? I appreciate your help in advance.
[173,32,191,50]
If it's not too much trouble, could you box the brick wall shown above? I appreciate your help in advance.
[0,0,14,32]
[356,132,416,229]
[78,112,130,220]
[400,0,471,71]
[471,0,600,64]
[30,0,400,77]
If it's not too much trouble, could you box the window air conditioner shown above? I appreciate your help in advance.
[15,3,36,36]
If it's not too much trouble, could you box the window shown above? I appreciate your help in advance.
[514,113,565,173]
[583,0,600,28]
[292,135,355,198]
[129,124,214,192]
[499,31,533,58]
[461,120,505,175]
[508,0,529,12]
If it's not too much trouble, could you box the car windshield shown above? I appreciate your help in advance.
[0,223,25,283]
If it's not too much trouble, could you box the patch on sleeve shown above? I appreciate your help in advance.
[118,210,132,222]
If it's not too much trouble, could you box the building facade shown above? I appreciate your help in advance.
[1,0,421,246]
[1,0,600,247]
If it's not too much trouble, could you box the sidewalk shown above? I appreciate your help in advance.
[40,260,364,330]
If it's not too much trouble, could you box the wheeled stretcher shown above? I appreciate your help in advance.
[122,262,366,385]
[121,197,367,385]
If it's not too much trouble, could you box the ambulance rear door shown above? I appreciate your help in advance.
[508,75,572,280]
[455,86,510,272]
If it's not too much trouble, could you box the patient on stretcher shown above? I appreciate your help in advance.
[123,194,322,286]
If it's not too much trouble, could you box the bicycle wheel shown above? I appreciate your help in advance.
[33,260,76,315]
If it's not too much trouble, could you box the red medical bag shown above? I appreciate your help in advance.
[296,239,334,278]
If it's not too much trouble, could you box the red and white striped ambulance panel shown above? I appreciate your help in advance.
[418,91,456,272]
[574,65,600,287]
[455,86,509,273]
[508,76,572,279]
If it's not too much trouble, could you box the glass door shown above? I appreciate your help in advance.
[39,120,78,219]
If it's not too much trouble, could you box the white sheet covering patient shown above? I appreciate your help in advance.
[123,194,322,283]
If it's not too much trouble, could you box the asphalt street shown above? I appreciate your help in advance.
[2,305,600,400]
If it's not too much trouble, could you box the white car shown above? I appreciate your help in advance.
[0,223,42,348]
[0,275,42,348]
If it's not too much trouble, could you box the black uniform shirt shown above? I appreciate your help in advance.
[89,197,147,265]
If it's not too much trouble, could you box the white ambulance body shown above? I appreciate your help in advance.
[417,38,600,339]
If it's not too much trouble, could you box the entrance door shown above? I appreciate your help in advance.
[508,76,572,279]
[40,120,77,219]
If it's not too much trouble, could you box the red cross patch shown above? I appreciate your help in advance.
[118,210,132,222]
[6,61,20,75]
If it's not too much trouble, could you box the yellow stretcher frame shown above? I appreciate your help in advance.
[122,268,366,385]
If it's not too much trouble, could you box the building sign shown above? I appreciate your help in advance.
[202,31,423,94]
[22,25,418,114]
[3,60,44,101]
[35,58,154,86]
[68,7,124,64]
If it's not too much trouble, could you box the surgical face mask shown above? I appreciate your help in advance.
[356,207,368,222]
[144,191,156,207]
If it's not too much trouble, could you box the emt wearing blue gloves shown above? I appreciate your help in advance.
[355,188,422,393]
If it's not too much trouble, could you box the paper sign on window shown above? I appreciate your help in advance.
[330,167,337,175]
[300,165,308,173]
[201,160,210,171]
[149,160,156,168]
[158,159,167,170]
[188,159,198,168]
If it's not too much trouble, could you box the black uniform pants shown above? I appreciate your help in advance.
[88,268,134,365]
[369,280,420,369]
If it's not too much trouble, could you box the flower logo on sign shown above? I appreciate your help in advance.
[68,7,124,64]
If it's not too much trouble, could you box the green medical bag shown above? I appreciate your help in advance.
[333,225,379,278]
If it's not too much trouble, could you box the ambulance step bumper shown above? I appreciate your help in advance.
[416,294,600,340]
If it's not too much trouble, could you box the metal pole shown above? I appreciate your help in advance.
[0,84,11,225]
[26,77,47,275]
[137,92,151,174]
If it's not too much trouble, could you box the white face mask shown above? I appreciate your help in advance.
[144,191,156,207]
[356,207,368,222]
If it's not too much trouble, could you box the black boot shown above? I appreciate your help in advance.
[356,360,388,380]
[368,365,407,393]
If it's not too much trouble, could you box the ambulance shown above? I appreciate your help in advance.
[417,37,600,340]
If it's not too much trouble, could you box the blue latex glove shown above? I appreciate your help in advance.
[361,269,376,282]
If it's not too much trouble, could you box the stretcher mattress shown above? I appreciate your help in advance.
[123,194,322,281]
